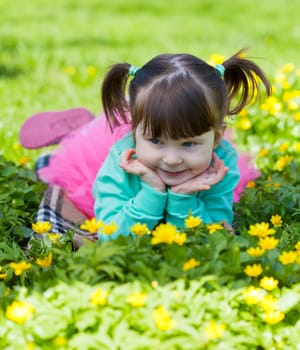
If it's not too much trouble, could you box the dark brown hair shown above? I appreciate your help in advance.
[102,50,271,139]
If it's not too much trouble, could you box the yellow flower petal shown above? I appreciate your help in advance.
[32,221,52,234]
[183,258,200,271]
[6,301,35,324]
[204,321,226,340]
[244,264,263,277]
[185,215,202,228]
[9,261,32,276]
[259,276,279,291]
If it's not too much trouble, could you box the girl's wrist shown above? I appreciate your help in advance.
[153,184,166,192]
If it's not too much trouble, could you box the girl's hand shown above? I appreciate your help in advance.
[171,153,228,194]
[120,149,166,192]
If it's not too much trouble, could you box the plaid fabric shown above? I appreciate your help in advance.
[36,184,98,247]
[35,153,51,172]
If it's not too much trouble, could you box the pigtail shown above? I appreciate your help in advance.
[222,50,272,115]
[101,63,131,130]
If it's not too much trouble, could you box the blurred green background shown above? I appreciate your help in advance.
[1,0,300,160]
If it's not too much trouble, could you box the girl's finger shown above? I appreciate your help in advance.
[120,148,136,165]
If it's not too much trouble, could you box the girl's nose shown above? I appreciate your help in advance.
[162,150,183,166]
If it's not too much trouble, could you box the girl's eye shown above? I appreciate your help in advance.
[182,141,195,147]
[150,138,161,145]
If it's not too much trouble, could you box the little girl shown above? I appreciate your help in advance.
[21,50,271,241]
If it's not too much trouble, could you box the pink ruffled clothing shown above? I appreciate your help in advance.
[38,114,131,218]
[39,114,259,218]
[224,129,260,202]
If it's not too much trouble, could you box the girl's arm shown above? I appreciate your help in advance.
[93,143,167,241]
[165,141,240,226]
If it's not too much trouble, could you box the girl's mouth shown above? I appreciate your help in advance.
[160,169,187,177]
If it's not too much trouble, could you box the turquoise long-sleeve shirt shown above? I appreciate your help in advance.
[93,132,240,241]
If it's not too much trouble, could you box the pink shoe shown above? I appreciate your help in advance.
[19,107,95,149]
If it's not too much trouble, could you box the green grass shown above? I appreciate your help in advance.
[1,0,300,160]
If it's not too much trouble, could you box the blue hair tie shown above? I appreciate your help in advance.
[215,64,225,77]
[129,65,141,77]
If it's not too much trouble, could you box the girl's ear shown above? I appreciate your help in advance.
[214,124,226,148]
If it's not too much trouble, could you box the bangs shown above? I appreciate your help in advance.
[131,76,216,139]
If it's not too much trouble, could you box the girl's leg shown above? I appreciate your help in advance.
[19,107,95,149]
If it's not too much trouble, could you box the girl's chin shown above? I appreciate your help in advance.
[159,170,205,187]
[159,173,191,187]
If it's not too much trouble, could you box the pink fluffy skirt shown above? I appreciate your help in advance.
[39,115,259,218]
[38,114,131,218]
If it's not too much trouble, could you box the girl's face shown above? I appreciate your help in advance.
[135,125,218,187]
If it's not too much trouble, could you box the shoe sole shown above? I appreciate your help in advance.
[19,107,95,149]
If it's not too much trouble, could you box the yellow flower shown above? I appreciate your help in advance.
[100,222,119,235]
[13,143,21,150]
[281,81,291,90]
[242,286,264,305]
[19,156,30,165]
[260,96,282,115]
[151,280,159,288]
[172,232,187,245]
[283,90,300,101]
[274,155,293,171]
[247,246,265,257]
[274,71,286,84]
[278,251,297,265]
[87,65,97,77]
[151,223,179,245]
[263,310,285,325]
[185,215,202,228]
[204,321,226,340]
[281,63,295,73]
[32,221,52,234]
[238,108,248,117]
[6,300,35,324]
[208,53,226,65]
[207,223,223,234]
[130,222,151,236]
[287,100,298,110]
[246,180,256,188]
[270,214,282,227]
[244,264,263,277]
[126,291,147,307]
[260,277,279,291]
[152,305,176,331]
[258,236,279,250]
[295,241,300,252]
[259,294,278,312]
[248,222,275,238]
[9,261,32,276]
[258,149,269,158]
[53,336,68,346]
[80,218,103,233]
[36,252,52,268]
[48,233,61,243]
[183,258,200,271]
[278,143,289,152]
[293,141,300,152]
[238,117,252,130]
[90,288,108,306]
[25,342,35,350]
[294,112,300,121]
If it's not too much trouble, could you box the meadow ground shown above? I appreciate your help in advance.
[1,1,300,348]
[1,0,300,160]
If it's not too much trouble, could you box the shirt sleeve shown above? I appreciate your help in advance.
[92,143,167,242]
[165,140,240,226]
